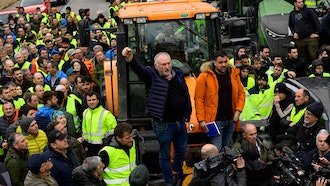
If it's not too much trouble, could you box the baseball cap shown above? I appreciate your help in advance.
[28,153,50,174]
[51,50,60,56]
[66,68,77,76]
[48,130,67,144]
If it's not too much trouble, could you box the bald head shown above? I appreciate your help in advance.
[33,72,44,85]
[201,144,219,160]
[242,123,257,144]
[60,78,70,91]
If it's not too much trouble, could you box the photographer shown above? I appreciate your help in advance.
[193,144,246,186]
[272,145,307,185]
[304,129,330,173]
[241,142,274,185]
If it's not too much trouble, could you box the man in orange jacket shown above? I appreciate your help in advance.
[195,51,245,151]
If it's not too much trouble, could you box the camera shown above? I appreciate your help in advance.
[311,165,330,185]
[193,146,242,179]
[273,146,307,185]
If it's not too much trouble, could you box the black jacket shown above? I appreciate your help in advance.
[208,170,246,186]
[245,160,274,186]
[321,12,330,45]
[289,6,321,39]
[283,57,307,78]
[267,92,294,141]
[72,165,105,186]
[296,121,325,153]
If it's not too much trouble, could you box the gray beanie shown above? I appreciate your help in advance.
[129,164,149,186]
[20,117,34,134]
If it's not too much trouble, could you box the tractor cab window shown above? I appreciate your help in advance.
[126,18,219,75]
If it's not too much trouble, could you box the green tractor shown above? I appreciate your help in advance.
[220,0,294,57]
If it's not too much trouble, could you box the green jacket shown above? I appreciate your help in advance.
[68,136,86,165]
[5,147,28,186]
[94,60,105,87]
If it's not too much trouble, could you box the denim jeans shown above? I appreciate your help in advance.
[209,120,235,151]
[152,120,187,184]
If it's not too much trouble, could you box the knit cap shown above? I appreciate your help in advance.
[19,117,34,134]
[306,102,324,119]
[257,73,268,82]
[129,164,149,186]
[274,83,289,95]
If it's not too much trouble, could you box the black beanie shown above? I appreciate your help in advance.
[257,73,268,82]
[307,102,324,119]
[274,83,289,95]
[20,117,34,134]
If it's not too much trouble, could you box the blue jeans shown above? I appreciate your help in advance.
[209,120,235,151]
[152,120,187,184]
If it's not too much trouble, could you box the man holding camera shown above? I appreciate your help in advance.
[303,129,330,174]
[193,143,246,186]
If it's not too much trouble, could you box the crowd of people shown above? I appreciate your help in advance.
[181,0,330,185]
[0,0,330,185]
[0,1,143,185]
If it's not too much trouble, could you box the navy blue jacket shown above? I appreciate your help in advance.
[129,58,192,121]
[45,147,78,186]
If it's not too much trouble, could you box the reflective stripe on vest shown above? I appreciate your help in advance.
[101,143,136,186]
[104,177,129,185]
[104,162,136,173]
[83,108,114,144]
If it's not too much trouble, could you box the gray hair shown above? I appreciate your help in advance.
[316,129,329,141]
[14,52,22,58]
[28,44,36,52]
[240,123,256,133]
[19,48,28,54]
[154,52,171,65]
[21,69,30,76]
[82,156,102,175]
[93,45,103,51]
